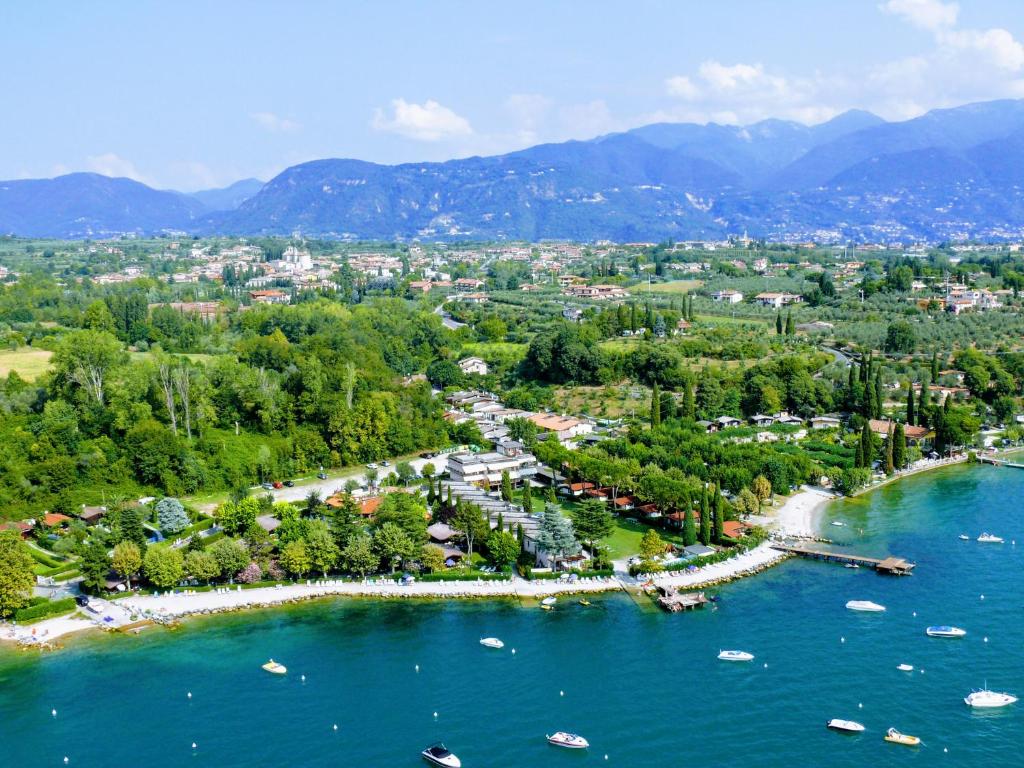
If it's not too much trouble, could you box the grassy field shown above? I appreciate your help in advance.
[640,279,704,295]
[694,312,771,326]
[0,348,53,380]
[460,342,528,359]
[604,517,685,560]
[553,384,648,420]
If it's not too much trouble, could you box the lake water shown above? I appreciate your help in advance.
[2,462,1023,767]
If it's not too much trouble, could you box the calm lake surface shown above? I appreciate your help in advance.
[2,462,1023,767]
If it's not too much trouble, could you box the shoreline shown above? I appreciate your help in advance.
[2,457,974,650]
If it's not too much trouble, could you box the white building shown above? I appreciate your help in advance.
[458,357,489,376]
[710,289,744,304]
[446,451,537,486]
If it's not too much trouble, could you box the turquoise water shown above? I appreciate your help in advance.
[2,463,1023,767]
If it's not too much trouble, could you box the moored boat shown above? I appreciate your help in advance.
[958,534,970,541]
[479,637,504,649]
[546,732,589,749]
[717,650,754,662]
[977,533,1004,543]
[965,689,1018,708]
[846,600,885,612]
[541,604,553,611]
[897,663,914,672]
[926,625,966,638]
[541,596,557,606]
[578,599,591,607]
[421,743,461,768]
[261,659,287,674]
[884,728,920,746]
[826,719,865,733]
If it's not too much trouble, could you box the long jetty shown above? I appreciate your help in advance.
[978,455,1024,469]
[770,543,916,575]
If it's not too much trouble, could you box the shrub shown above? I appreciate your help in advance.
[13,597,77,623]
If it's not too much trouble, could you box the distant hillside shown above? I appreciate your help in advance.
[5,99,1024,241]
[188,178,265,211]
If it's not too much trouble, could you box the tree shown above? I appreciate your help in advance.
[752,475,772,513]
[209,538,249,582]
[373,492,428,541]
[144,546,184,589]
[305,519,340,576]
[931,350,940,381]
[343,534,378,577]
[712,487,725,542]
[570,499,614,554]
[420,544,446,573]
[734,488,758,518]
[218,497,260,536]
[425,359,463,389]
[775,312,783,335]
[452,503,487,563]
[884,422,895,475]
[906,385,916,426]
[184,550,219,584]
[682,494,697,546]
[52,329,126,406]
[80,539,111,594]
[304,490,323,517]
[83,300,117,334]
[639,528,664,559]
[535,504,580,564]
[486,530,520,569]
[680,379,696,420]
[395,461,416,486]
[0,531,34,617]
[111,541,142,590]
[699,492,712,546]
[156,497,189,535]
[506,417,539,448]
[421,462,436,479]
[521,483,533,515]
[372,521,415,573]
[650,383,661,427]
[785,311,795,336]
[326,492,361,549]
[892,422,907,470]
[279,540,311,578]
[500,470,513,502]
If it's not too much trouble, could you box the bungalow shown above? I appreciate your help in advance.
[710,289,743,304]
[527,412,593,443]
[715,415,742,429]
[455,292,490,304]
[79,505,107,525]
[612,496,635,511]
[722,520,752,539]
[567,481,595,497]
[810,415,842,430]
[755,431,779,443]
[750,414,776,427]
[407,280,434,293]
[458,356,489,376]
[868,419,933,446]
[249,289,290,305]
[562,284,629,300]
[773,411,804,425]
[695,420,719,433]
[1,520,33,539]
[426,522,457,544]
[42,513,72,528]
[455,278,485,290]
[675,319,691,335]
[683,544,716,558]
[562,307,584,323]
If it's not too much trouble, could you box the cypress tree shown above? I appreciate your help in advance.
[682,492,697,546]
[713,487,725,542]
[873,370,883,419]
[496,511,504,532]
[919,377,931,427]
[906,386,916,426]
[847,363,856,391]
[785,311,795,336]
[854,433,864,469]
[699,492,712,546]
[522,483,533,515]
[650,383,661,427]
[500,470,513,502]
[775,312,783,335]
[893,422,907,470]
[547,486,557,504]
[681,379,696,420]
[630,302,638,332]
[931,350,939,381]
[884,422,895,475]
[861,420,874,468]
[687,295,695,321]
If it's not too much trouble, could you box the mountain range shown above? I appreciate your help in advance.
[4,99,1024,242]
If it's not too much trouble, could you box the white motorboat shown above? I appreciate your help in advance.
[897,664,914,672]
[718,650,755,662]
[421,743,461,768]
[926,625,966,638]
[546,732,589,749]
[826,719,865,733]
[541,596,557,607]
[261,659,287,674]
[958,534,970,541]
[479,637,504,649]
[977,533,1004,543]
[844,563,860,569]
[965,689,1018,708]
[831,521,845,527]
[846,600,886,612]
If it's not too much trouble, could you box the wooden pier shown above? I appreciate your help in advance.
[655,587,708,612]
[771,543,916,575]
[978,456,1024,469]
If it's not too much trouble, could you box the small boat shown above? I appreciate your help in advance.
[718,650,754,662]
[479,637,504,649]
[846,600,885,612]
[421,743,461,768]
[965,689,1018,708]
[844,563,860,569]
[541,596,557,606]
[897,664,914,672]
[884,728,920,746]
[926,625,966,638]
[827,719,865,733]
[546,732,590,749]
[541,604,553,611]
[978,533,1004,543]
[261,659,287,675]
[831,521,845,527]
[578,599,591,607]
[958,534,970,541]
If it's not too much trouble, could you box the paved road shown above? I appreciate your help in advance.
[264,455,440,503]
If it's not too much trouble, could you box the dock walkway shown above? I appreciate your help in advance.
[770,543,915,574]
[978,456,1024,469]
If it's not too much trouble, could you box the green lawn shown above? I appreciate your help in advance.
[460,342,528,359]
[0,347,53,380]
[603,516,685,560]
[641,279,704,295]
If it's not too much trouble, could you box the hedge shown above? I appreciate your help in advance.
[27,548,64,569]
[14,597,77,623]
[416,571,510,582]
[519,567,614,581]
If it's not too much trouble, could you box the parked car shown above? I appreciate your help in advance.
[283,480,295,487]
[260,482,274,490]
[380,460,390,467]
[317,472,328,480]
[366,463,378,470]
[272,481,283,489]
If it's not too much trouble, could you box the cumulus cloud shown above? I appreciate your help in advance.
[371,98,473,141]
[86,153,149,183]
[880,0,958,32]
[250,111,301,133]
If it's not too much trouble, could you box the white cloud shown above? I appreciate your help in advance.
[250,111,301,133]
[86,153,149,184]
[665,75,699,100]
[881,0,958,31]
[371,98,473,141]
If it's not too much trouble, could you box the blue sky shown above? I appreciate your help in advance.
[2,0,1023,190]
